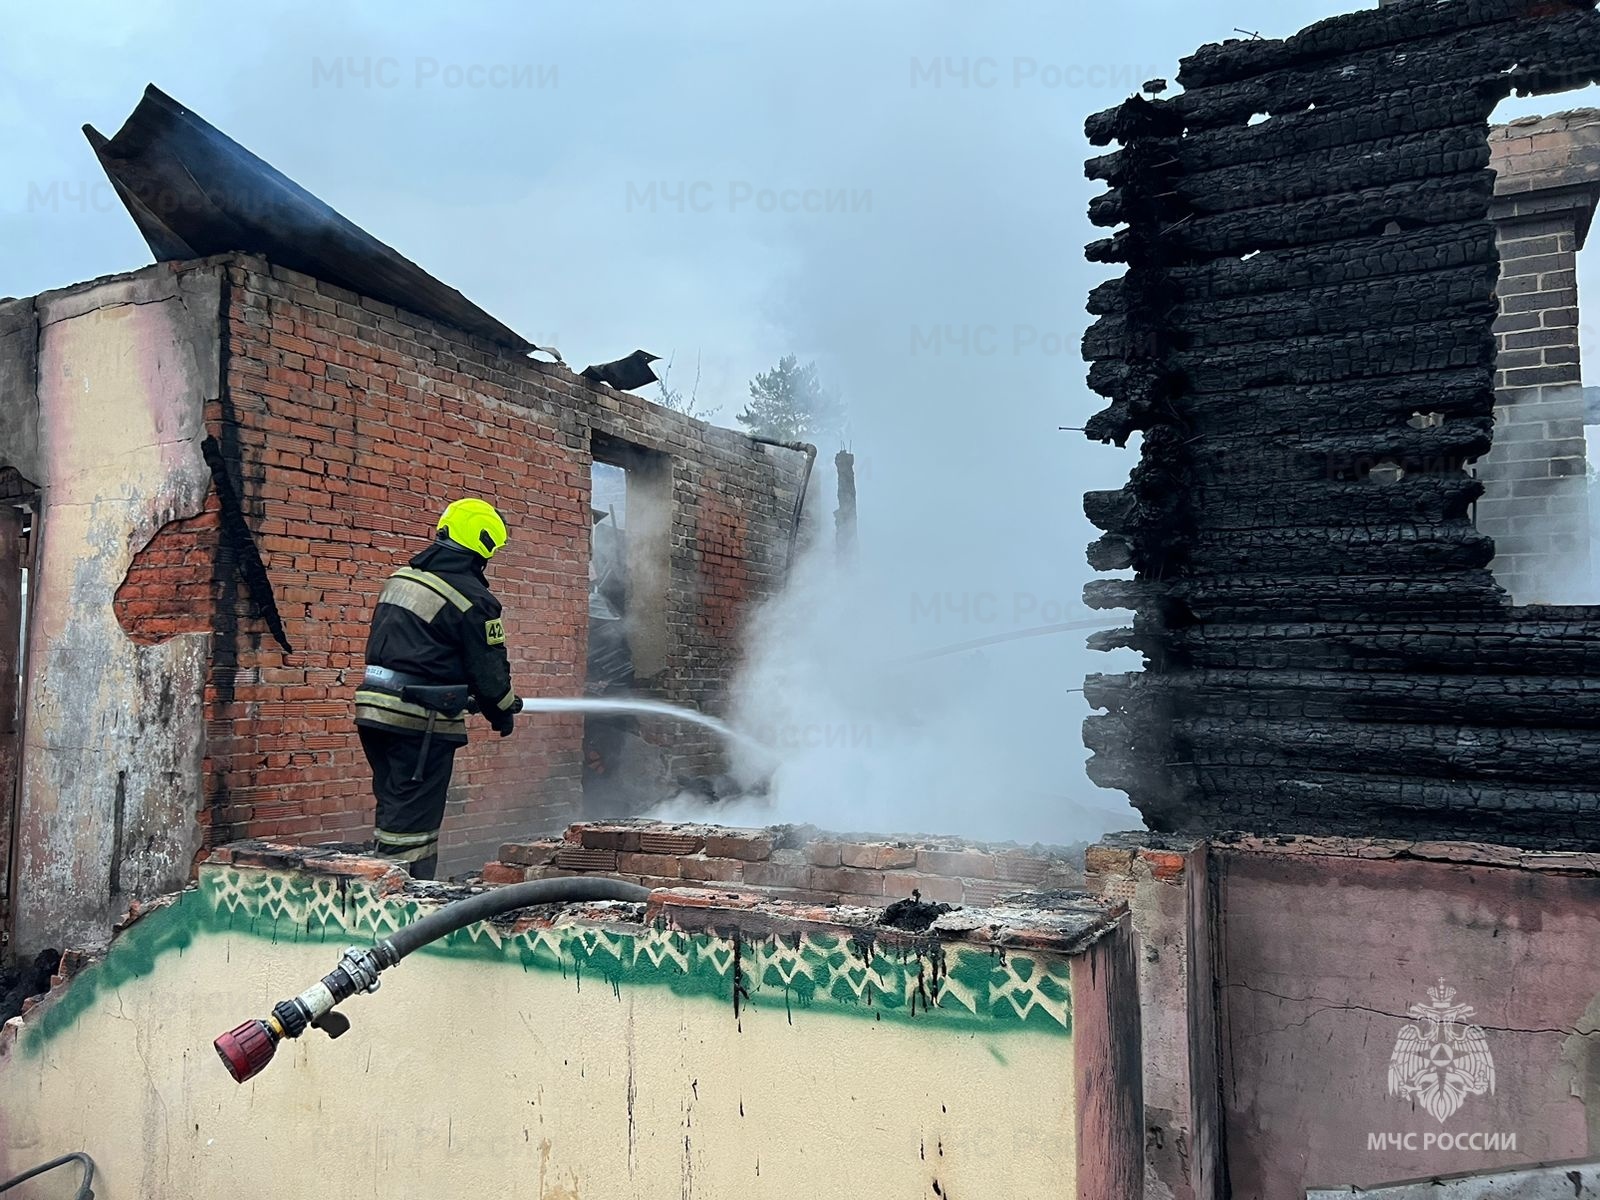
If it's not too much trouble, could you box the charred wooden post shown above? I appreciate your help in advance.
[834,450,857,567]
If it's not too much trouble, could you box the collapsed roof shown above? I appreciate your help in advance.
[86,84,537,353]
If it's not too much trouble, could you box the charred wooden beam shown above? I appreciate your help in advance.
[1087,175,1499,265]
[1084,264,1498,357]
[1088,226,1499,315]
[1083,574,1508,623]
[1087,669,1600,729]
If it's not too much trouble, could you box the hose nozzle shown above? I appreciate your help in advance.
[214,1019,278,1083]
[210,878,647,1082]
[212,945,386,1083]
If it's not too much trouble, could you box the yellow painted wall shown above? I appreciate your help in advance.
[13,267,219,954]
[0,866,1085,1198]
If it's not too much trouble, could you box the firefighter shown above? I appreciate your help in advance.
[354,498,523,879]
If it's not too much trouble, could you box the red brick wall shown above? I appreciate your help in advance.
[115,498,223,645]
[151,255,800,875]
[695,481,751,643]
[487,820,1086,907]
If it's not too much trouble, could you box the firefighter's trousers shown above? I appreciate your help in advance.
[358,725,460,880]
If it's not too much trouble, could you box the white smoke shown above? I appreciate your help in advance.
[647,457,1135,845]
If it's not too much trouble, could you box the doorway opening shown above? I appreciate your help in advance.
[584,436,671,815]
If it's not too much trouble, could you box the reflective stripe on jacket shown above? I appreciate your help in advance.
[355,538,518,740]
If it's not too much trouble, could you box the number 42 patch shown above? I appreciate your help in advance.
[485,618,506,646]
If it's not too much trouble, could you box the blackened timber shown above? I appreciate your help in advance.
[1183,526,1493,575]
[1188,426,1495,482]
[1181,771,1600,845]
[1174,0,1582,92]
[1180,717,1597,786]
[1084,378,1498,446]
[1088,535,1134,572]
[1143,373,1497,439]
[1081,0,1600,848]
[1089,477,1482,533]
[1087,91,1500,186]
[1084,266,1498,357]
[1088,321,1494,400]
[1087,227,1499,315]
[1147,619,1600,675]
[1205,429,1493,476]
[1088,669,1600,729]
[1161,10,1600,135]
[1087,175,1497,266]
[1125,768,1600,845]
[1082,575,1508,623]
[1089,128,1490,228]
[1082,713,1600,791]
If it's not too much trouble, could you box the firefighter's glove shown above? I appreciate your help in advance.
[493,713,516,739]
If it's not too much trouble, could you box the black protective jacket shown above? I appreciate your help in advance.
[354,539,518,742]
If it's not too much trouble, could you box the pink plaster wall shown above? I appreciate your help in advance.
[1085,837,1216,1200]
[1214,841,1600,1197]
[1072,913,1145,1200]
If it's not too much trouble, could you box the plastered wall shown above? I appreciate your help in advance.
[1092,835,1600,1198]
[0,856,1135,1199]
[3,266,219,954]
[1084,836,1215,1200]
[1214,841,1600,1196]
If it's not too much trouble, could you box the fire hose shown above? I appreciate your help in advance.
[0,1152,95,1198]
[213,877,649,1083]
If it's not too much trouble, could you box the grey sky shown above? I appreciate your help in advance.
[9,0,1588,840]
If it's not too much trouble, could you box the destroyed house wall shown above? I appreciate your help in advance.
[194,255,803,873]
[0,264,219,955]
[1081,0,1600,847]
[2,252,803,952]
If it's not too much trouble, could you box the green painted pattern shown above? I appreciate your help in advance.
[21,866,1073,1056]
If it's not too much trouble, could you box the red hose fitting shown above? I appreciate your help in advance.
[214,1019,277,1083]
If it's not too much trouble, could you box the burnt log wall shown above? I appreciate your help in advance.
[1082,0,1600,847]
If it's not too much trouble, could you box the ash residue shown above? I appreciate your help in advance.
[880,890,954,933]
[1,948,60,1023]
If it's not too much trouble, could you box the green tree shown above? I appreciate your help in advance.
[737,354,844,443]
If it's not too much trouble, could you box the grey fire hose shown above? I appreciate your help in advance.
[214,878,649,1082]
[384,877,646,957]
[0,1152,95,1198]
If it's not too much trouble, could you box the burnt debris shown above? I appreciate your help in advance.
[0,948,59,1024]
[1082,0,1600,847]
[881,891,954,933]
